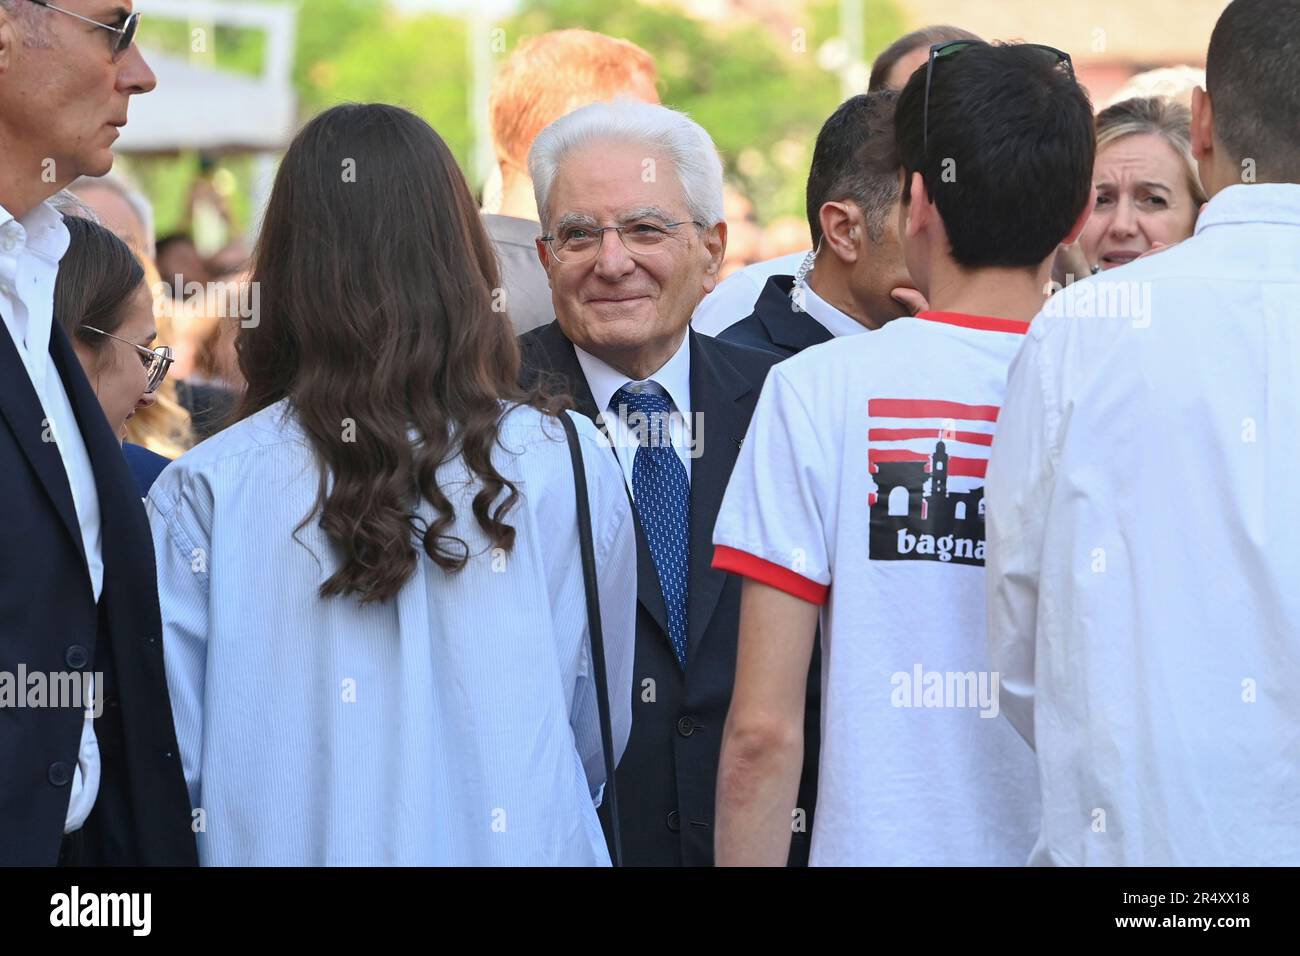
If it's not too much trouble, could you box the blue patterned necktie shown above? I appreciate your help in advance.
[612,385,691,668]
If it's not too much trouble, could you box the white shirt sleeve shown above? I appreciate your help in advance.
[712,365,833,605]
[985,321,1062,748]
[146,470,212,818]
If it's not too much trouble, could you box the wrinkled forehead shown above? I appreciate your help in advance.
[547,138,690,225]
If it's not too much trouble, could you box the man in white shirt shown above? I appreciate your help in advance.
[518,100,820,866]
[718,91,923,359]
[712,41,1095,865]
[986,0,1300,866]
[690,23,979,337]
[0,0,193,865]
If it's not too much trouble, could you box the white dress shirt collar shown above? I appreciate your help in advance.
[1195,183,1300,236]
[0,199,72,262]
[573,327,693,416]
[798,278,867,338]
[0,198,71,363]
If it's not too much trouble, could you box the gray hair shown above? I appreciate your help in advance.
[69,173,157,258]
[0,0,53,46]
[528,99,725,229]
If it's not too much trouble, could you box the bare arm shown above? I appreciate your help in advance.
[715,579,819,866]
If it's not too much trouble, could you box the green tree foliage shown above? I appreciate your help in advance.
[130,0,911,232]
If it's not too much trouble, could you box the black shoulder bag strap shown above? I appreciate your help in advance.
[558,411,623,867]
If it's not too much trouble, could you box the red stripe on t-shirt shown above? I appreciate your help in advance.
[868,398,1001,422]
[712,546,829,606]
[868,427,994,446]
[945,457,988,478]
[914,311,1031,334]
[868,448,987,477]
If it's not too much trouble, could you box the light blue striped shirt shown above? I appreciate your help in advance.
[147,400,636,865]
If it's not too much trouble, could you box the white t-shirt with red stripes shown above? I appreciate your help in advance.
[713,311,1040,866]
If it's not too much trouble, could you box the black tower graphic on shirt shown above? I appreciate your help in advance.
[868,439,988,565]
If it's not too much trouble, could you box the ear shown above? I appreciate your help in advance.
[1190,86,1215,163]
[819,201,861,265]
[903,171,931,241]
[1062,184,1096,246]
[700,220,727,295]
[0,9,16,74]
[534,237,553,275]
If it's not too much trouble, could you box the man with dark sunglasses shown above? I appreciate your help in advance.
[714,41,1094,865]
[0,1,195,865]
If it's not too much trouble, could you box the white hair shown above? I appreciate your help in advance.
[1105,66,1206,110]
[528,99,725,229]
[69,172,156,258]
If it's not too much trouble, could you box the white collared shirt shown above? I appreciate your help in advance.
[149,401,637,864]
[797,278,870,339]
[0,199,102,833]
[574,329,693,495]
[987,183,1300,865]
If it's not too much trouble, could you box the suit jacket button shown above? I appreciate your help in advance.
[667,810,680,832]
[676,716,695,737]
[48,762,73,787]
[65,645,89,670]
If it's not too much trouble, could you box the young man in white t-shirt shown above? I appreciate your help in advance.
[711,41,1096,865]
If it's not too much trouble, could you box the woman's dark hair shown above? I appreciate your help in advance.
[53,214,147,353]
[238,102,557,604]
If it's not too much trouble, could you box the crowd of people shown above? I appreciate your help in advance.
[0,0,1297,867]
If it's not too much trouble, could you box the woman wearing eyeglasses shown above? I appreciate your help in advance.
[53,215,174,496]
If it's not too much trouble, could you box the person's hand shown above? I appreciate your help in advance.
[1052,241,1093,287]
[890,287,929,317]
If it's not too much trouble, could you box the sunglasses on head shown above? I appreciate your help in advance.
[922,41,1075,155]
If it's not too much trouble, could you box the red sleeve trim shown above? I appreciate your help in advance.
[712,545,829,606]
[915,311,1030,335]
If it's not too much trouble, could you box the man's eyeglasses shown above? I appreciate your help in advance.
[922,41,1075,154]
[26,0,141,63]
[540,219,704,264]
[82,326,173,393]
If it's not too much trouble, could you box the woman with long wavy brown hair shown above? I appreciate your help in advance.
[146,104,636,866]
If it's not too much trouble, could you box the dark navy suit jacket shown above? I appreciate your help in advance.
[520,321,821,866]
[122,443,171,498]
[717,274,835,358]
[0,320,196,865]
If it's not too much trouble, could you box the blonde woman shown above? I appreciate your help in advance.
[1056,97,1208,281]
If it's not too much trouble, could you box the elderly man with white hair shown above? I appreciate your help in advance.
[519,100,822,867]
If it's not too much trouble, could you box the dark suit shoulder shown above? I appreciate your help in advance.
[716,312,788,358]
[695,329,783,387]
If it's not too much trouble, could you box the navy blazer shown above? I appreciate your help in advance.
[0,320,196,865]
[520,321,821,866]
[122,443,171,498]
[717,274,835,358]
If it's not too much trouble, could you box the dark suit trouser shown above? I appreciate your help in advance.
[58,828,84,867]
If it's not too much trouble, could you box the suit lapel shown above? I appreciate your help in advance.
[685,332,755,661]
[525,322,671,636]
[0,316,89,568]
[754,275,835,354]
[49,320,160,627]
